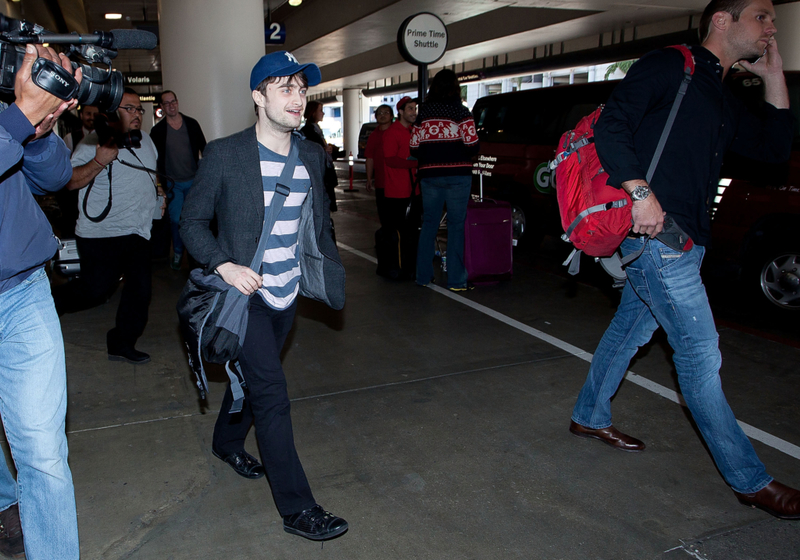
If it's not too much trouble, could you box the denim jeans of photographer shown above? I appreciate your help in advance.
[572,236,772,494]
[0,268,79,559]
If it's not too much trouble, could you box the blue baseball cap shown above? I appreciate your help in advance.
[249,51,321,90]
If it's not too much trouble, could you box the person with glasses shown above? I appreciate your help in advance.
[365,104,393,231]
[150,90,207,270]
[53,88,166,365]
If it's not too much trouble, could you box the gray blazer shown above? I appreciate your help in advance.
[180,126,345,310]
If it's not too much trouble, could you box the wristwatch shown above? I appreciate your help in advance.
[630,185,651,201]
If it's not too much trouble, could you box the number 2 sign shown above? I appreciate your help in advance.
[266,22,286,44]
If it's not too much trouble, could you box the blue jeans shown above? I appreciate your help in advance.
[416,176,471,288]
[0,268,79,558]
[572,237,772,494]
[169,179,193,256]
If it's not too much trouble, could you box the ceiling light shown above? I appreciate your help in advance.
[288,0,302,6]
[105,13,123,20]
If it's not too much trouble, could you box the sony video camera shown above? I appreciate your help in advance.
[0,15,157,112]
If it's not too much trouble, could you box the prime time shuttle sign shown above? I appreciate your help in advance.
[397,13,448,65]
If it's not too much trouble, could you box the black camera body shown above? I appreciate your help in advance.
[94,112,142,149]
[0,15,153,113]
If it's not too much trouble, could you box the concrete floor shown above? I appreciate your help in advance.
[13,176,800,559]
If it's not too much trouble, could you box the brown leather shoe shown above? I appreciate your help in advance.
[0,504,25,559]
[734,480,800,520]
[569,421,645,452]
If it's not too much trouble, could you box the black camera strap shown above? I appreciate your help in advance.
[119,148,156,191]
[81,147,159,223]
[117,148,174,195]
[81,162,113,223]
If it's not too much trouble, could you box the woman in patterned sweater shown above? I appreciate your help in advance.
[411,69,480,290]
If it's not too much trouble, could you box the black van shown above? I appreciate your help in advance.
[471,72,800,311]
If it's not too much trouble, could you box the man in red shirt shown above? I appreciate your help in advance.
[379,96,418,279]
[365,104,393,229]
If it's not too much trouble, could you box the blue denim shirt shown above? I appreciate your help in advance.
[0,103,73,294]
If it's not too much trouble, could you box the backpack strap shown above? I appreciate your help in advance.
[645,45,695,184]
[621,45,694,275]
[563,198,628,241]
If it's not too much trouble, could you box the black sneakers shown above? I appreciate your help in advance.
[0,504,24,559]
[108,348,151,365]
[211,449,265,479]
[283,505,348,541]
[107,330,150,365]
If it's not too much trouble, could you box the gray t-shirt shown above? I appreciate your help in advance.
[72,131,159,240]
[165,120,198,182]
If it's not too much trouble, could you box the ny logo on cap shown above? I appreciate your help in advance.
[285,52,299,64]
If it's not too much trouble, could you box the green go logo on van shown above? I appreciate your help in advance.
[535,162,555,194]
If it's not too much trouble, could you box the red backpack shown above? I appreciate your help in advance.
[550,45,695,281]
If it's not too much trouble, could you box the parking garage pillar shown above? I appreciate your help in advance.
[776,3,800,72]
[157,0,265,141]
[343,88,360,159]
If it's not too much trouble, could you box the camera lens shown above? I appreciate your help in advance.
[74,63,124,112]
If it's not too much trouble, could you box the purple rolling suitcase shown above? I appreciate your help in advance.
[464,198,513,283]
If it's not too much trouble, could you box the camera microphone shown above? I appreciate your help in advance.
[23,29,158,50]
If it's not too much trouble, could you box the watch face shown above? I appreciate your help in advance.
[632,186,650,201]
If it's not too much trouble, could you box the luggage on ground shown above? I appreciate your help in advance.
[464,197,513,283]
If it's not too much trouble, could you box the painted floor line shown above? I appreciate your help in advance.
[337,241,800,461]
[56,357,569,438]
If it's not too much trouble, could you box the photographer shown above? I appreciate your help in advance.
[53,88,165,365]
[0,44,80,559]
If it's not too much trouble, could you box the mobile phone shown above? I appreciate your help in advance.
[747,46,768,65]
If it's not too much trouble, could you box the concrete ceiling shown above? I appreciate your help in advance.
[269,0,709,91]
[6,0,795,92]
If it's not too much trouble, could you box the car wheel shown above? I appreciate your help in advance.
[511,204,526,246]
[758,249,800,311]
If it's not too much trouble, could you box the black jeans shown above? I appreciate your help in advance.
[53,234,152,350]
[383,196,419,277]
[212,297,314,517]
[375,188,388,230]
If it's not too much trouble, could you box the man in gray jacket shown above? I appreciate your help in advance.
[180,51,347,541]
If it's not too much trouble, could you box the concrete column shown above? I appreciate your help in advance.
[342,88,360,158]
[141,102,154,134]
[776,3,800,72]
[158,0,265,141]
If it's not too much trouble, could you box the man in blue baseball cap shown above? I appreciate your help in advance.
[180,50,348,541]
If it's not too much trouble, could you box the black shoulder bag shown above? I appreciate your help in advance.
[177,138,299,412]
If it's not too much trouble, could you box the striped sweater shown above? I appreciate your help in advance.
[257,143,311,310]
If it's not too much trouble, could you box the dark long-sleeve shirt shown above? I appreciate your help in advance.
[150,113,207,178]
[595,46,794,246]
[0,103,73,294]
